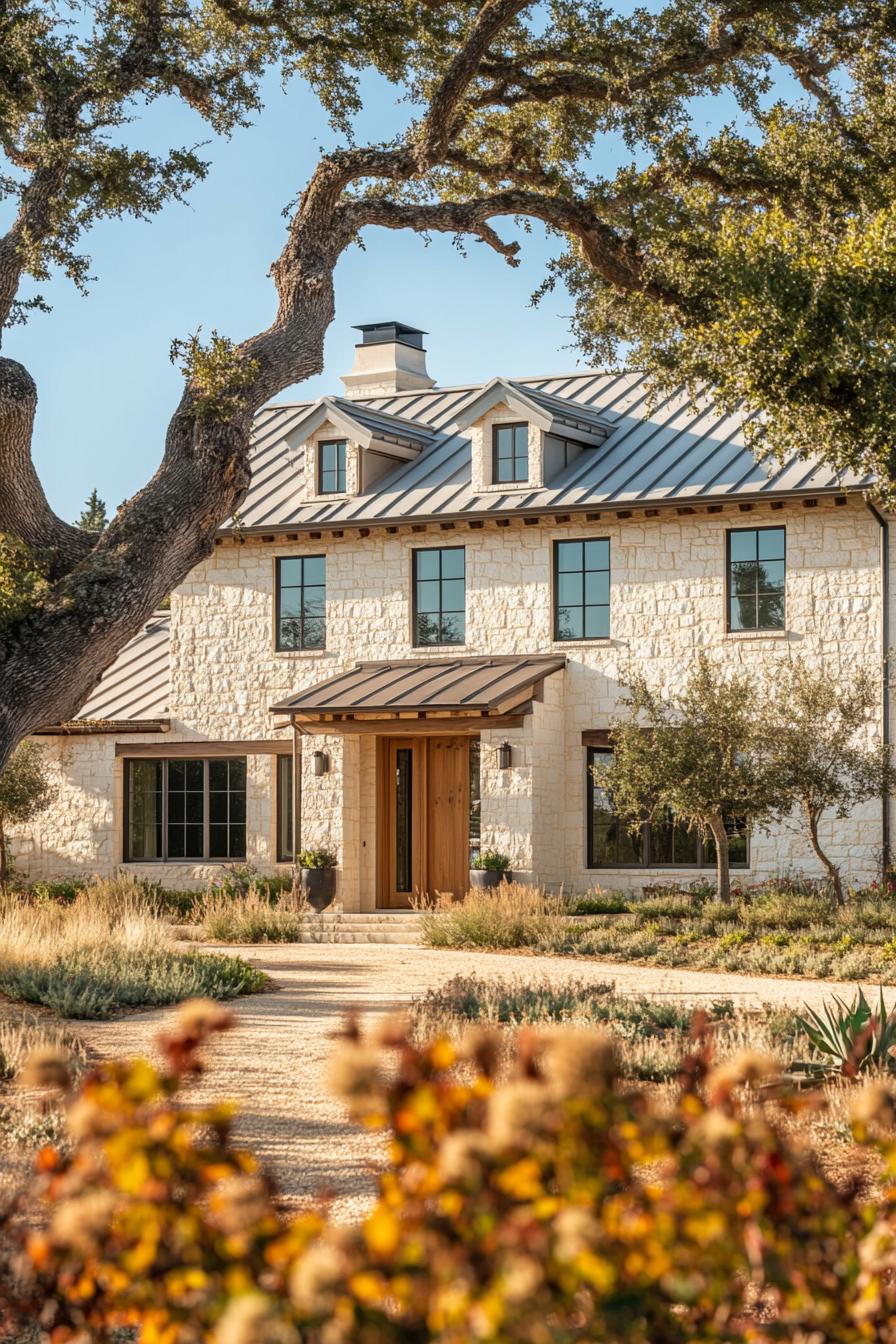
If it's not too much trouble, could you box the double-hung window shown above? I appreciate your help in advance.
[586,747,748,868]
[125,757,246,862]
[727,527,785,631]
[492,423,528,484]
[555,539,610,641]
[318,439,346,494]
[276,556,325,651]
[413,546,465,646]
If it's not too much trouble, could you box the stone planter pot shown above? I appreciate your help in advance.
[469,869,510,891]
[301,867,336,912]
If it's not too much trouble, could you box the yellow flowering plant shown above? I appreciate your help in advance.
[3,1005,896,1342]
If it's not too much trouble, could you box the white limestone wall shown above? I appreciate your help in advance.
[13,496,890,899]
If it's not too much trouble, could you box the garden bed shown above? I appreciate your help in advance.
[419,880,896,982]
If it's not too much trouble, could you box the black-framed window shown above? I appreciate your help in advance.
[276,753,300,862]
[492,423,528,484]
[125,757,246,862]
[276,555,325,651]
[727,526,785,631]
[413,546,465,646]
[318,439,347,494]
[555,539,610,641]
[586,748,748,869]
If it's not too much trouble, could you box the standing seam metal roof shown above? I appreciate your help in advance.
[231,370,868,531]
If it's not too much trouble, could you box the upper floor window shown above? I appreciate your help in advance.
[727,527,785,632]
[492,423,528,484]
[276,555,325,651]
[318,439,347,494]
[586,748,748,869]
[413,546,465,646]
[125,757,246,862]
[554,539,610,641]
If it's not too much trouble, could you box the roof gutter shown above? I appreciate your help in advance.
[866,499,890,871]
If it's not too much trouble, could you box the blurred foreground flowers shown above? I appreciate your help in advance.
[2,1004,896,1342]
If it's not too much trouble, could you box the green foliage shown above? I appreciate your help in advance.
[11,1008,896,1341]
[600,654,785,901]
[471,849,510,871]
[567,893,630,915]
[75,489,107,532]
[793,986,896,1079]
[0,534,49,630]
[0,742,54,890]
[297,847,337,869]
[421,881,896,982]
[0,947,266,1019]
[169,329,260,421]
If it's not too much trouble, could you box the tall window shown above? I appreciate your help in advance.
[586,748,748,868]
[318,439,346,494]
[276,556,325,651]
[555,539,610,641]
[276,753,299,862]
[492,423,528,484]
[125,758,246,862]
[727,526,785,631]
[413,547,465,645]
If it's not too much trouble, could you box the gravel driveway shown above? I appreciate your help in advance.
[78,944,893,1219]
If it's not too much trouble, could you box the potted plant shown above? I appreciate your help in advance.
[469,849,511,890]
[297,847,338,911]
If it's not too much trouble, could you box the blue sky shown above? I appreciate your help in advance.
[4,30,769,524]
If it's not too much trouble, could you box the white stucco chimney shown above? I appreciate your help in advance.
[341,321,436,399]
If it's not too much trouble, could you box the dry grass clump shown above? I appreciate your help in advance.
[0,879,266,1018]
[418,882,566,949]
[197,884,309,942]
[420,881,896,982]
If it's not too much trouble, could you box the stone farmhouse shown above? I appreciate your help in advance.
[13,321,892,906]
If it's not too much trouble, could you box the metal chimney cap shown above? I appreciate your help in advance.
[352,321,427,350]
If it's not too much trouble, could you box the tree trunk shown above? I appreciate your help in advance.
[805,803,845,906]
[708,815,731,904]
[0,825,8,894]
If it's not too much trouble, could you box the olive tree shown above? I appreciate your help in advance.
[599,655,785,903]
[768,660,891,906]
[0,740,54,890]
[2,1,894,774]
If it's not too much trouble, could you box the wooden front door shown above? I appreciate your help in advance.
[378,735,473,908]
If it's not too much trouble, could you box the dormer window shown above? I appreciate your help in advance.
[492,423,528,484]
[318,440,347,494]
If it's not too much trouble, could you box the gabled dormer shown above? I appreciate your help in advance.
[286,396,437,501]
[453,378,614,495]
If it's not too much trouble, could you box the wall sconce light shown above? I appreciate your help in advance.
[497,741,513,771]
[312,750,329,777]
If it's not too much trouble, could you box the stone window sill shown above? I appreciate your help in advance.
[274,647,332,658]
[725,628,788,640]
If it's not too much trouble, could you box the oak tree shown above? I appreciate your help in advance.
[1,1,893,772]
[0,740,54,890]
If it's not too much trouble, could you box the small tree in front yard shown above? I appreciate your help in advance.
[0,742,55,892]
[600,655,784,903]
[768,660,891,907]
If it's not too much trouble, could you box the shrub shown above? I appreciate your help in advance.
[419,883,566,949]
[297,848,338,869]
[9,1008,896,1342]
[471,849,511,872]
[199,885,308,943]
[0,881,266,1018]
[566,893,629,915]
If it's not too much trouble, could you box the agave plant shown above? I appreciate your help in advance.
[791,986,896,1080]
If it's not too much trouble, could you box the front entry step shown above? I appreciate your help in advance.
[297,910,423,944]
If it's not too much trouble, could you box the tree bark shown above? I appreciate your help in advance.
[708,814,732,904]
[0,825,8,893]
[805,802,845,906]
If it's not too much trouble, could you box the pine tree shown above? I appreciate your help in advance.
[76,489,107,532]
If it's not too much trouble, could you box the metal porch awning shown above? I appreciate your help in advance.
[270,655,566,734]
